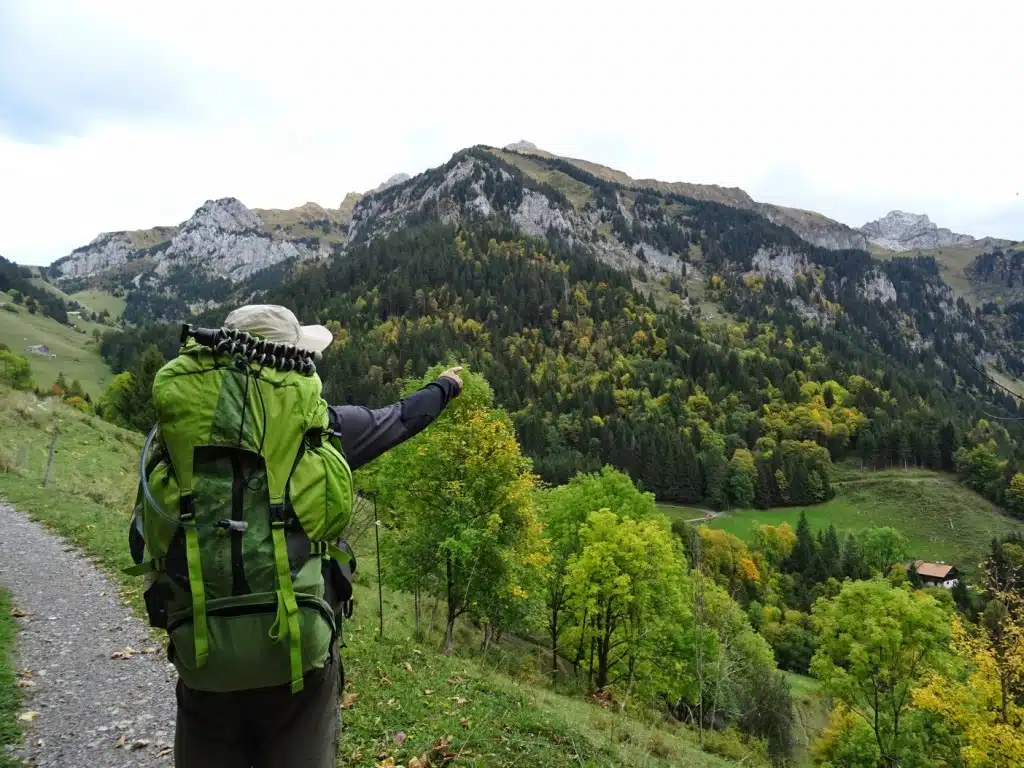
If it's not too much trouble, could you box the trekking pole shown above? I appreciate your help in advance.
[373,495,383,639]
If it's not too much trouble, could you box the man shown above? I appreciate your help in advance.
[136,305,462,767]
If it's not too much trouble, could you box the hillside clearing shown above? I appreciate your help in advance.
[68,289,126,320]
[487,149,597,209]
[0,296,112,398]
[705,467,1024,573]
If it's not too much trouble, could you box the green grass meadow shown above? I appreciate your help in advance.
[703,467,1024,573]
[0,293,114,398]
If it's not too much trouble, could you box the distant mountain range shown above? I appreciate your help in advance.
[41,140,1019,324]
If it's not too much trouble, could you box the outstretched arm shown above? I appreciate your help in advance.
[327,368,463,470]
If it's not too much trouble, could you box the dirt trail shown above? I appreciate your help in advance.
[0,502,177,767]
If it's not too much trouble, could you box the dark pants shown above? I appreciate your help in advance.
[174,650,343,767]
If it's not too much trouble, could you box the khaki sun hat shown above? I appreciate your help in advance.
[223,304,334,354]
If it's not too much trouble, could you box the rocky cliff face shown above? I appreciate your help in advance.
[51,197,328,312]
[153,198,321,282]
[749,246,810,288]
[860,270,898,304]
[858,210,1005,252]
[344,152,685,283]
[54,232,136,279]
[501,141,878,252]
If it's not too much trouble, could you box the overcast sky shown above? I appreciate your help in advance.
[1,0,1021,266]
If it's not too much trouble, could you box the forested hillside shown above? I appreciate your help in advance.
[87,146,1024,517]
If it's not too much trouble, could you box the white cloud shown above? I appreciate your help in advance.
[1,0,1021,265]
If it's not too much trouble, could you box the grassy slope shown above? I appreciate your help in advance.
[0,390,752,768]
[0,587,21,767]
[487,149,597,209]
[870,243,1014,308]
[68,289,126,320]
[0,293,112,398]
[704,467,1024,573]
[785,674,830,767]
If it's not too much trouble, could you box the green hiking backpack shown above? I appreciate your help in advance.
[124,333,355,694]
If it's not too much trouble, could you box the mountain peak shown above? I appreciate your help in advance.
[504,140,539,152]
[860,210,974,252]
[372,173,411,194]
[183,198,263,235]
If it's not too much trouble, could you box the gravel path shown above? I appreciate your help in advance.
[0,502,178,767]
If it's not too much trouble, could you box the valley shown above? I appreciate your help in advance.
[3,140,1024,767]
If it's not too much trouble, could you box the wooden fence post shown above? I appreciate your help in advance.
[43,427,58,487]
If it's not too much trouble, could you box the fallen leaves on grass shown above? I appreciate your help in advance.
[342,693,360,709]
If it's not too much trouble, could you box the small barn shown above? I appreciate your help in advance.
[913,560,960,589]
[25,344,56,359]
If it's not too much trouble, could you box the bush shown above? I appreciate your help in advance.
[63,396,90,413]
[701,728,769,764]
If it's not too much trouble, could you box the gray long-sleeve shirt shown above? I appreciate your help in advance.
[327,377,460,470]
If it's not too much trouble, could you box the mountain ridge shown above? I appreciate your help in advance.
[40,141,1018,327]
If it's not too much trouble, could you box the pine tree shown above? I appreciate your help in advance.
[676,438,703,504]
[787,511,817,576]
[701,445,730,510]
[938,421,958,472]
[821,525,842,581]
[754,457,775,509]
[841,533,868,581]
[857,427,877,469]
[124,345,166,432]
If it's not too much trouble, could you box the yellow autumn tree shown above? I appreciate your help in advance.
[912,614,1024,767]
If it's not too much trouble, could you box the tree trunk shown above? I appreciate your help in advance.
[444,617,455,656]
[1001,669,1009,725]
[573,608,589,678]
[587,636,596,690]
[625,653,636,705]
[414,583,421,636]
[429,595,440,632]
[550,605,559,683]
[443,556,456,656]
[596,601,613,690]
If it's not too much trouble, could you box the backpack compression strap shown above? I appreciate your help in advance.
[268,504,303,693]
[180,494,209,668]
